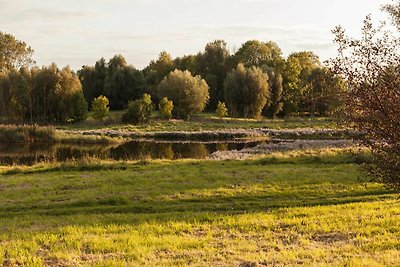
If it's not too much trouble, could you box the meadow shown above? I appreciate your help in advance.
[0,149,398,266]
[58,112,339,132]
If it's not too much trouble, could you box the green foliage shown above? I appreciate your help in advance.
[78,65,102,106]
[158,69,209,119]
[263,68,284,118]
[215,101,228,118]
[71,91,88,122]
[91,95,110,121]
[173,54,200,74]
[143,51,175,104]
[0,31,34,72]
[302,68,345,116]
[79,55,145,110]
[158,97,173,119]
[224,64,270,118]
[0,64,88,123]
[233,40,285,71]
[198,40,230,110]
[281,51,321,115]
[104,56,146,110]
[122,93,154,124]
[58,66,88,123]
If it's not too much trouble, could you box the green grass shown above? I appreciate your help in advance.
[55,132,123,144]
[0,150,398,266]
[59,113,339,132]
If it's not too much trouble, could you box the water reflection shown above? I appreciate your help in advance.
[0,140,263,166]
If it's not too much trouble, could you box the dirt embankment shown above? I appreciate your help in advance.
[61,128,361,141]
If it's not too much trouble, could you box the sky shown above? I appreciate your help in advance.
[0,0,390,70]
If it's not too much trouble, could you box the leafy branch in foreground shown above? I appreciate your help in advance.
[331,10,400,188]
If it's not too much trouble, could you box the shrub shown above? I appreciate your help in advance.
[122,93,154,124]
[91,95,109,121]
[158,97,173,119]
[216,101,228,118]
[158,69,209,119]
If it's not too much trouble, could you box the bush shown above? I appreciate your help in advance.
[122,94,154,124]
[158,97,173,119]
[224,64,270,118]
[91,95,109,121]
[158,69,209,119]
[216,102,228,118]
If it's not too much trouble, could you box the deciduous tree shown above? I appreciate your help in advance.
[158,70,209,119]
[0,32,34,72]
[332,9,400,188]
[224,64,270,118]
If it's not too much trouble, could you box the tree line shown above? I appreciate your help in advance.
[78,40,344,120]
[0,64,87,123]
[1,31,344,123]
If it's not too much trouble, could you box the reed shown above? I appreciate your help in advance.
[0,125,56,143]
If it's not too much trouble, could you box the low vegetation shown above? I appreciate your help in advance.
[0,124,55,143]
[122,94,154,124]
[158,97,173,119]
[0,3,399,266]
[0,149,398,266]
[59,115,339,132]
[91,95,110,121]
[215,101,228,118]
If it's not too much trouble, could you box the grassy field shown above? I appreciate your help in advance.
[58,112,339,132]
[0,149,399,266]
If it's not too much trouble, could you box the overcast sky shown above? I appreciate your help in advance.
[0,0,389,70]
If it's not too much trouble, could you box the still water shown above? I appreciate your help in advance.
[0,140,264,166]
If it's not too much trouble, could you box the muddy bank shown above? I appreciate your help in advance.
[61,128,360,141]
[209,139,354,160]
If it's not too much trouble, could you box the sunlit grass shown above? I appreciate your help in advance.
[58,113,339,132]
[0,149,398,266]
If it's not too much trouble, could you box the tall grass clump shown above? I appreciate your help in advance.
[0,125,56,143]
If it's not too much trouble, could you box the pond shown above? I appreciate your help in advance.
[0,140,265,166]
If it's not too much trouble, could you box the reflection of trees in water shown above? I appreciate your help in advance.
[0,143,113,165]
[55,145,112,161]
[173,143,209,159]
[0,140,263,165]
[111,142,211,160]
[156,143,174,160]
[111,142,143,160]
[0,143,58,165]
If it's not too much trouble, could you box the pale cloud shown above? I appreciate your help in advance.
[0,0,388,69]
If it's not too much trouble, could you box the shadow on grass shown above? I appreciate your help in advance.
[0,187,394,221]
[0,153,393,228]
